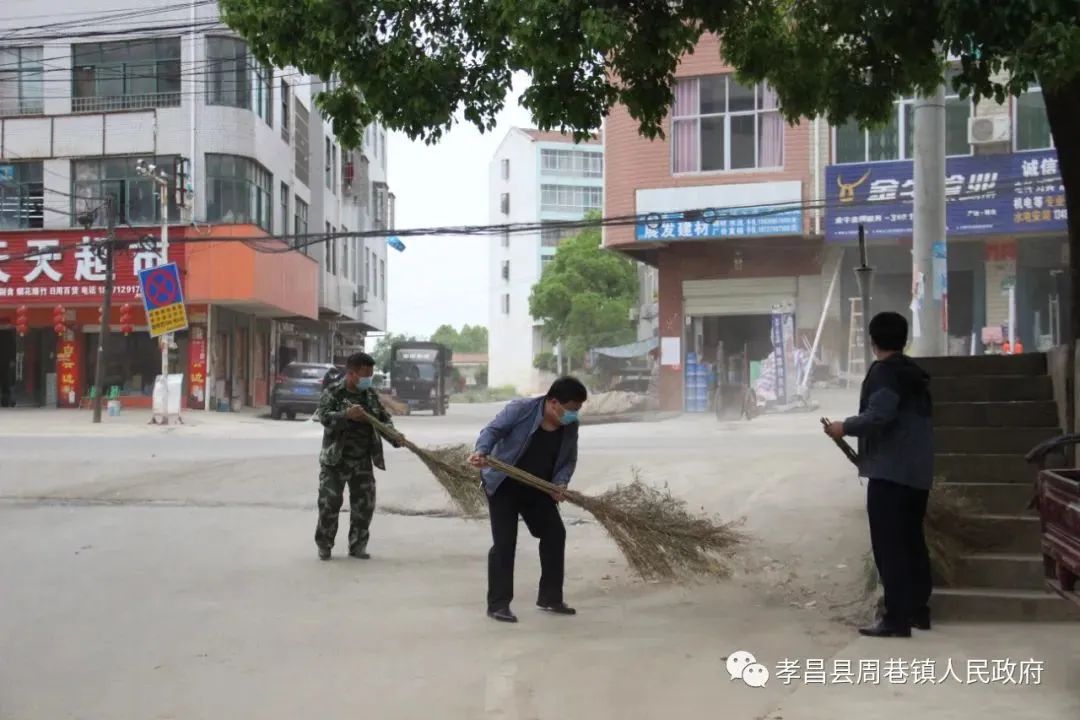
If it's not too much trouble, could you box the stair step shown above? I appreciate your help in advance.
[930,586,1080,622]
[936,427,1059,455]
[940,552,1047,591]
[935,401,1059,428]
[939,482,1034,514]
[931,375,1053,403]
[918,353,1047,378]
[936,454,1034,484]
[967,514,1042,554]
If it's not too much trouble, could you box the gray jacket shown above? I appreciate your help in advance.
[474,397,578,495]
[843,354,934,490]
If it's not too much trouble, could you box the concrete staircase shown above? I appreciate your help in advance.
[921,353,1080,622]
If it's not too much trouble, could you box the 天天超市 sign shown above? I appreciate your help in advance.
[824,149,1065,242]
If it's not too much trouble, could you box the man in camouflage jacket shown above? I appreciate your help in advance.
[315,352,399,561]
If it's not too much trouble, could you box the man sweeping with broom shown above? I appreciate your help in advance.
[314,352,400,561]
[468,376,588,623]
[824,311,934,638]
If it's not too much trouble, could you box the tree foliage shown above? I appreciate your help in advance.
[529,219,638,364]
[430,324,489,353]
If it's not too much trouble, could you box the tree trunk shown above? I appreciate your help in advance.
[1042,77,1080,433]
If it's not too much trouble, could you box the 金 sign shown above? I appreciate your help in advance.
[138,262,188,338]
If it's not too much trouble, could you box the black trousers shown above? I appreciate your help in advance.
[487,479,566,612]
[867,478,932,628]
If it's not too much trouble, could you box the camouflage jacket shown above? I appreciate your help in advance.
[318,381,397,469]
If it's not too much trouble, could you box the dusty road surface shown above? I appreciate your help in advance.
[1,395,1077,720]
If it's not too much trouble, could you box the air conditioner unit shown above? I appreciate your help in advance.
[968,116,1010,145]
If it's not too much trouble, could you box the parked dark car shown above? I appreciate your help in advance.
[271,363,340,420]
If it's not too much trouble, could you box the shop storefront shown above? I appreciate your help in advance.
[0,228,193,408]
[825,148,1068,359]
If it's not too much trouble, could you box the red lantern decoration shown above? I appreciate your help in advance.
[52,305,66,338]
[119,304,134,336]
[15,305,29,337]
[54,322,66,335]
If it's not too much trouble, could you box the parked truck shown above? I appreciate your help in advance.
[389,341,451,415]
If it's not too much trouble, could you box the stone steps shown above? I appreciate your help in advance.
[941,552,1046,591]
[936,454,1034,484]
[935,401,1059,428]
[936,427,1059,455]
[931,375,1053,403]
[966,514,1042,554]
[930,586,1080,622]
[917,353,1047,377]
[941,482,1034,515]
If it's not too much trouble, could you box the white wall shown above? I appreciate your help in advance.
[488,129,542,393]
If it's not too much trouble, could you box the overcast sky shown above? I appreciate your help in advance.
[384,75,534,338]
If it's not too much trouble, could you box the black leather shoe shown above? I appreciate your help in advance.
[538,602,577,616]
[858,621,911,638]
[318,547,331,561]
[488,607,518,623]
[349,549,371,560]
[911,608,931,631]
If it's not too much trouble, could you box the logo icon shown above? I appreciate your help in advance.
[727,650,770,688]
[836,169,872,203]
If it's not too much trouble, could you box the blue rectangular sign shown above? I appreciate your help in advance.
[825,150,1065,242]
[635,206,803,241]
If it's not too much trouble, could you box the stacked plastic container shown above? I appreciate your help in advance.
[683,353,709,413]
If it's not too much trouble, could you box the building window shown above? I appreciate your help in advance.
[341,225,349,280]
[501,260,510,281]
[1015,87,1052,151]
[206,36,249,109]
[325,137,333,190]
[294,101,310,186]
[373,182,388,229]
[540,185,602,214]
[332,143,338,195]
[324,222,334,274]
[364,248,371,293]
[280,79,291,142]
[500,192,510,215]
[71,155,179,226]
[501,293,510,314]
[0,161,44,229]
[279,182,289,238]
[540,221,578,247]
[541,255,553,273]
[205,153,272,231]
[500,230,510,247]
[252,61,272,126]
[540,149,603,178]
[671,75,783,173]
[0,46,43,116]
[380,130,387,169]
[500,158,510,179]
[72,38,181,113]
[388,192,395,229]
[379,258,386,299]
[294,196,309,252]
[834,71,972,163]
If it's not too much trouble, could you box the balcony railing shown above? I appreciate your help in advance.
[71,92,181,114]
[0,99,45,117]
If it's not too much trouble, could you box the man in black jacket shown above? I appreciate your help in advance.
[826,311,934,638]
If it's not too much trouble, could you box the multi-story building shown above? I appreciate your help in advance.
[488,128,603,394]
[0,2,391,410]
[605,35,1066,412]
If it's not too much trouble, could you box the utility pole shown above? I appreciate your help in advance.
[910,82,947,356]
[855,224,875,371]
[92,197,116,424]
[138,159,172,424]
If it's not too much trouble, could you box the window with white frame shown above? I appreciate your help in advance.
[294,102,310,186]
[1015,87,1052,151]
[205,154,272,231]
[539,185,602,213]
[342,225,350,280]
[540,149,602,178]
[834,71,972,163]
[500,158,510,179]
[294,196,309,252]
[671,75,783,173]
[0,161,43,229]
[540,221,577,247]
[205,36,270,123]
[325,137,333,190]
[0,46,43,116]
[72,154,180,226]
[500,229,510,247]
[500,293,510,314]
[73,38,181,113]
[364,248,371,294]
[279,182,289,238]
[501,260,510,281]
[280,79,290,142]
[379,258,386,299]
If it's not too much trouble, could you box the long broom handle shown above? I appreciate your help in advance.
[821,417,860,466]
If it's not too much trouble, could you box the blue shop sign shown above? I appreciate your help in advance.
[635,205,803,241]
[824,150,1065,242]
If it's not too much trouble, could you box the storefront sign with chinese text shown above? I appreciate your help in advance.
[56,338,81,408]
[635,206,803,241]
[825,150,1064,242]
[0,229,183,303]
[188,332,207,409]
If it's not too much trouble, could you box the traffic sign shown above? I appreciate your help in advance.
[138,262,188,337]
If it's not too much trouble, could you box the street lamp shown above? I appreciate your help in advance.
[137,158,173,425]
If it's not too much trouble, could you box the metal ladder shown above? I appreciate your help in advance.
[846,297,866,387]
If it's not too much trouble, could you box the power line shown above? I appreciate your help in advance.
[0,2,218,38]
[1,20,226,43]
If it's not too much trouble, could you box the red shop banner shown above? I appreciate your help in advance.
[0,228,186,305]
[56,337,81,408]
[187,327,207,409]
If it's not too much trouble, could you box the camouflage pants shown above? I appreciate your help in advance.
[315,460,376,553]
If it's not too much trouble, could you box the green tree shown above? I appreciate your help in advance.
[529,220,638,366]
[430,324,489,353]
[221,0,1080,338]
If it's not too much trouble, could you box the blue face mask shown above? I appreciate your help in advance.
[356,377,373,390]
[559,410,580,425]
